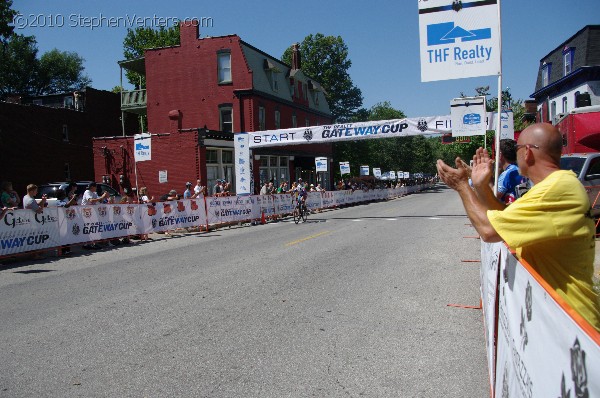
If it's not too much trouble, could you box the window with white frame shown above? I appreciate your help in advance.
[62,124,69,141]
[219,106,233,132]
[258,106,266,130]
[274,110,280,129]
[206,148,235,195]
[258,155,289,187]
[551,101,557,122]
[562,97,568,114]
[542,63,551,87]
[563,48,574,76]
[217,51,232,84]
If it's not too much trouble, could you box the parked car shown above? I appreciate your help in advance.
[35,181,121,207]
[560,153,600,217]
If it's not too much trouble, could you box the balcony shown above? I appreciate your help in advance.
[121,89,146,114]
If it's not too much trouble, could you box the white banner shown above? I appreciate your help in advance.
[480,241,502,390]
[489,110,515,140]
[404,172,410,179]
[360,166,370,176]
[60,204,139,244]
[373,168,382,179]
[451,97,487,136]
[419,0,501,82]
[390,171,396,179]
[340,161,350,176]
[495,244,600,397]
[139,199,206,234]
[0,209,61,255]
[205,195,255,225]
[315,157,328,172]
[134,133,151,162]
[234,133,252,195]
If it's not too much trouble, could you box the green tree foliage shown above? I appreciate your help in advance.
[281,33,363,121]
[0,34,38,97]
[0,0,17,43]
[122,25,180,87]
[36,49,91,95]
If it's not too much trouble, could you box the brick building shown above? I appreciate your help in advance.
[100,21,334,196]
[0,87,137,195]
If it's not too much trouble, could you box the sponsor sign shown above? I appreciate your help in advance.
[59,204,139,244]
[489,110,515,140]
[159,170,168,184]
[134,133,151,162]
[234,133,252,195]
[451,97,487,136]
[360,166,370,176]
[390,171,396,180]
[403,172,410,179]
[340,161,351,176]
[0,209,61,255]
[373,168,382,179]
[495,244,600,397]
[315,157,328,172]
[140,200,206,234]
[419,0,501,82]
[206,195,256,225]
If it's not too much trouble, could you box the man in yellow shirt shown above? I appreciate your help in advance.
[436,123,600,332]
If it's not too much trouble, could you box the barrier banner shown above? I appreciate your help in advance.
[0,209,61,255]
[273,194,294,216]
[481,241,502,391]
[140,199,205,234]
[495,244,600,397]
[332,191,348,206]
[321,191,335,208]
[306,192,322,211]
[60,204,139,244]
[254,195,276,219]
[206,196,254,225]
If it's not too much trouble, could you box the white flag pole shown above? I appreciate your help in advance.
[494,0,503,196]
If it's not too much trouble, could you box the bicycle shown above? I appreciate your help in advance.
[293,201,308,224]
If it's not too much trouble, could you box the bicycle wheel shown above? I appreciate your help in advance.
[293,206,300,224]
[301,204,308,222]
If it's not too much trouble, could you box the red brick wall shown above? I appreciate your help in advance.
[93,131,201,198]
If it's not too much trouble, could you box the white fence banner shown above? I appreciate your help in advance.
[495,244,600,397]
[205,196,255,224]
[0,209,61,255]
[273,194,294,216]
[140,199,205,234]
[306,192,323,212]
[60,204,139,244]
[481,241,502,390]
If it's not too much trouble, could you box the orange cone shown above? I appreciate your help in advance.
[261,212,266,225]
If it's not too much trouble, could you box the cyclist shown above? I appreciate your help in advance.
[294,178,308,210]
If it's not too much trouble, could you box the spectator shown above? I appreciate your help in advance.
[81,182,108,205]
[160,189,179,202]
[309,184,316,192]
[1,181,20,209]
[139,187,154,203]
[260,181,269,195]
[213,180,222,196]
[55,189,77,254]
[22,184,46,213]
[183,182,196,199]
[119,187,133,204]
[436,122,600,331]
[287,181,297,193]
[316,183,324,192]
[336,180,344,191]
[222,180,232,195]
[194,179,206,196]
[496,139,526,205]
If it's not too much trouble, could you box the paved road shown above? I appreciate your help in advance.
[0,186,489,397]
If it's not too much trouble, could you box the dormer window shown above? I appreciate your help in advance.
[563,47,574,76]
[263,59,280,92]
[542,62,551,87]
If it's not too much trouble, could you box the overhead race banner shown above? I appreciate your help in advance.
[134,133,151,162]
[419,0,501,82]
[340,161,350,175]
[451,96,487,136]
[315,157,328,172]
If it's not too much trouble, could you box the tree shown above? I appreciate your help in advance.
[0,34,39,98]
[0,0,17,43]
[35,49,91,95]
[281,33,363,121]
[122,25,180,87]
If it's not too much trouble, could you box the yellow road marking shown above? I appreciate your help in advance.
[285,231,331,246]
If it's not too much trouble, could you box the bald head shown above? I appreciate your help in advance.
[519,123,562,164]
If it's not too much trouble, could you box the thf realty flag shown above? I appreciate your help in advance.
[134,133,151,162]
[419,0,501,82]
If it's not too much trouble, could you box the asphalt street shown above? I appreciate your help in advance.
[0,185,489,397]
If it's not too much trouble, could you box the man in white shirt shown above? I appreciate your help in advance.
[81,182,108,205]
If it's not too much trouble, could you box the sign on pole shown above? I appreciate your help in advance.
[419,0,501,82]
[373,168,382,179]
[450,96,487,136]
[134,133,151,162]
[360,166,370,176]
[315,157,328,172]
[390,171,396,180]
[489,110,515,140]
[339,161,350,175]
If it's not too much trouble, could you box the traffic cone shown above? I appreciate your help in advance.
[261,211,266,225]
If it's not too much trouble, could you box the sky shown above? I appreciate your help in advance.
[10,0,600,119]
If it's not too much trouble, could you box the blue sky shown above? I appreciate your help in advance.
[11,0,600,118]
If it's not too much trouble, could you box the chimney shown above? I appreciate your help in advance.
[291,43,301,70]
[179,19,199,46]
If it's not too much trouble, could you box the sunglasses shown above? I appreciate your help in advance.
[515,144,540,151]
